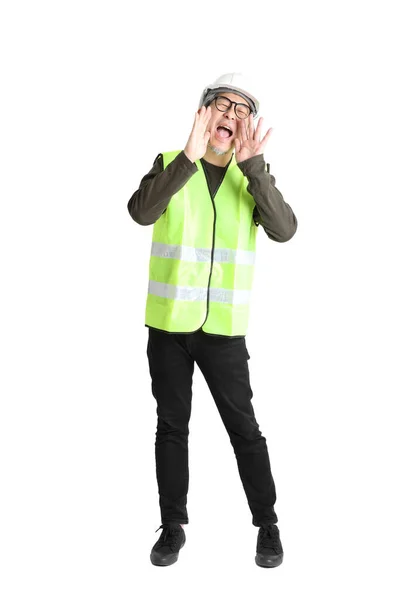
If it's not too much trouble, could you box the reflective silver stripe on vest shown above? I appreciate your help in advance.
[151,242,255,266]
[148,280,251,305]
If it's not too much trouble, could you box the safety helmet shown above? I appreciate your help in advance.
[199,73,260,117]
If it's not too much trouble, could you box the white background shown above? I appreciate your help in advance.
[1,0,399,598]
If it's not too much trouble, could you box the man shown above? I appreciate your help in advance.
[127,73,297,567]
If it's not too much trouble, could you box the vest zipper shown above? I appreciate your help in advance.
[196,158,232,332]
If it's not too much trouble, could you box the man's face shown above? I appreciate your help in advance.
[205,91,251,154]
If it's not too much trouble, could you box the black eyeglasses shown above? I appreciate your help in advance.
[214,95,252,119]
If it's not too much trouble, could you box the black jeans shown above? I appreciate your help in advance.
[146,327,278,527]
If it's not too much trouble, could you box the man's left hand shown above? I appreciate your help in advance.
[234,115,272,163]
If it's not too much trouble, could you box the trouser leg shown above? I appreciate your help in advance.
[193,332,277,526]
[146,328,194,525]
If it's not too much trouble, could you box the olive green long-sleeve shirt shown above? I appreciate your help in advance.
[127,151,297,242]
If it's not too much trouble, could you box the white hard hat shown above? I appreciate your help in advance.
[199,72,260,117]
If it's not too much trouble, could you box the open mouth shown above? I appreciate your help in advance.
[215,125,233,140]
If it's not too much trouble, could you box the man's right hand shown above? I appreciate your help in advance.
[183,106,212,163]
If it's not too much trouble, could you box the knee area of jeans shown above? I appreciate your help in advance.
[229,433,267,452]
[228,424,265,441]
[156,420,189,436]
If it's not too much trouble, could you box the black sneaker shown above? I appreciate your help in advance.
[150,523,186,566]
[255,523,284,568]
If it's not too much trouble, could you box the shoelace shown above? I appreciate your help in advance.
[154,524,182,551]
[259,524,281,550]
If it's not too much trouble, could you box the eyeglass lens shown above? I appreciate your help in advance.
[215,96,251,119]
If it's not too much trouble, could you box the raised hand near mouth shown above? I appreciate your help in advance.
[234,114,273,163]
[183,106,212,163]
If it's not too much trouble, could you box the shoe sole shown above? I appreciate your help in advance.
[255,552,284,568]
[150,539,186,566]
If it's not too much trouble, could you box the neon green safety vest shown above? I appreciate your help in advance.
[145,150,259,337]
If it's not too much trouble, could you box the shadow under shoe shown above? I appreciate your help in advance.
[255,523,284,568]
[150,523,186,566]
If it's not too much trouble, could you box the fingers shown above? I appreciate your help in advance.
[251,119,272,153]
[234,138,241,155]
[195,106,211,133]
[190,109,200,133]
[240,119,248,142]
[248,113,255,139]
[259,126,273,150]
[198,105,211,120]
[201,105,212,127]
[190,108,208,142]
[254,116,263,141]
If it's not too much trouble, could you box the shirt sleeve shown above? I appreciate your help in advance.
[237,155,298,242]
[127,151,198,226]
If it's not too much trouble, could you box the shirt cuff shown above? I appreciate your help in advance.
[236,154,266,176]
[178,150,199,173]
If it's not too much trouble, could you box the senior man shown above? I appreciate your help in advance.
[127,73,297,568]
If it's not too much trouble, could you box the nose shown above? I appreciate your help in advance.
[224,105,236,120]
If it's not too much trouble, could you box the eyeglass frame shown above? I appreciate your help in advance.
[213,95,253,119]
